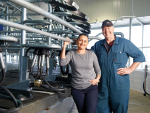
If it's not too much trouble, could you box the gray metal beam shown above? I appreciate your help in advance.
[0,19,72,42]
[9,0,82,34]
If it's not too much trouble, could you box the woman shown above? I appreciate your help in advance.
[60,34,101,113]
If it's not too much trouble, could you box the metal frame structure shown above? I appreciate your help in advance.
[0,0,92,93]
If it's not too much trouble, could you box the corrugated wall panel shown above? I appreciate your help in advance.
[74,0,150,23]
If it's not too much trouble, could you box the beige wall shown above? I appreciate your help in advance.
[74,0,150,23]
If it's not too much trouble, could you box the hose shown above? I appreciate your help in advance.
[0,84,23,113]
[143,74,150,96]
[60,65,69,75]
[143,82,150,96]
[143,65,150,96]
[42,78,66,92]
[0,69,5,84]
[30,67,37,78]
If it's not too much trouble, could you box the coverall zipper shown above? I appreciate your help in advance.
[104,43,116,54]
[104,43,116,93]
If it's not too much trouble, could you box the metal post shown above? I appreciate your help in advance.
[129,18,132,41]
[48,3,52,45]
[9,53,10,62]
[18,51,20,70]
[128,18,132,68]
[19,7,27,81]
[141,25,144,52]
[143,65,147,96]
[17,53,18,63]
[5,49,7,72]
[141,25,144,68]
[5,5,9,72]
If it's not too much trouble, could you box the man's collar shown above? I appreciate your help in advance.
[113,36,119,44]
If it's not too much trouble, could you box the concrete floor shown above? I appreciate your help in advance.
[3,63,150,112]
[71,89,150,113]
[128,89,150,113]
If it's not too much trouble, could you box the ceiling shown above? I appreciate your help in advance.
[91,16,150,29]
[73,0,150,24]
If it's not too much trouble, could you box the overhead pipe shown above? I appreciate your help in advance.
[113,16,136,25]
[88,36,102,40]
[114,32,124,38]
[9,0,82,34]
[0,19,73,42]
[95,32,124,38]
[95,32,102,37]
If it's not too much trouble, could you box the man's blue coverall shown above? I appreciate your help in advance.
[91,37,145,113]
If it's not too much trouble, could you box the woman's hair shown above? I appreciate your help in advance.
[77,33,89,40]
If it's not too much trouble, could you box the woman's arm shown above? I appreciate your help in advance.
[60,37,72,66]
[89,52,101,85]
[89,75,101,85]
[60,37,71,58]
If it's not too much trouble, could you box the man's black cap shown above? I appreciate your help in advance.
[101,19,113,28]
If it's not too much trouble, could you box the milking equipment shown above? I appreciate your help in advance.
[23,44,67,93]
[143,65,150,96]
[0,36,23,112]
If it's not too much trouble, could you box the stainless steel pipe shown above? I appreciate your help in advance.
[0,19,73,42]
[10,0,82,34]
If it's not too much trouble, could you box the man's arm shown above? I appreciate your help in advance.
[117,62,140,75]
[117,39,145,76]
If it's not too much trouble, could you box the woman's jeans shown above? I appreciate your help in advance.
[71,85,98,113]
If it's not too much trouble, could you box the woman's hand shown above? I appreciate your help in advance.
[89,79,99,85]
[64,37,71,47]
[72,39,77,45]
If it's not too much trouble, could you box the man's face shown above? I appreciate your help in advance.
[102,26,114,39]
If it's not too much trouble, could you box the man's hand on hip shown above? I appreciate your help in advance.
[117,67,132,75]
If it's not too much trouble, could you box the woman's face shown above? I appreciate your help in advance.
[77,35,89,50]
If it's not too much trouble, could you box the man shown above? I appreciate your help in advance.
[90,19,145,113]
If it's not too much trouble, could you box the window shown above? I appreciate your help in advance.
[143,25,150,47]
[114,27,129,40]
